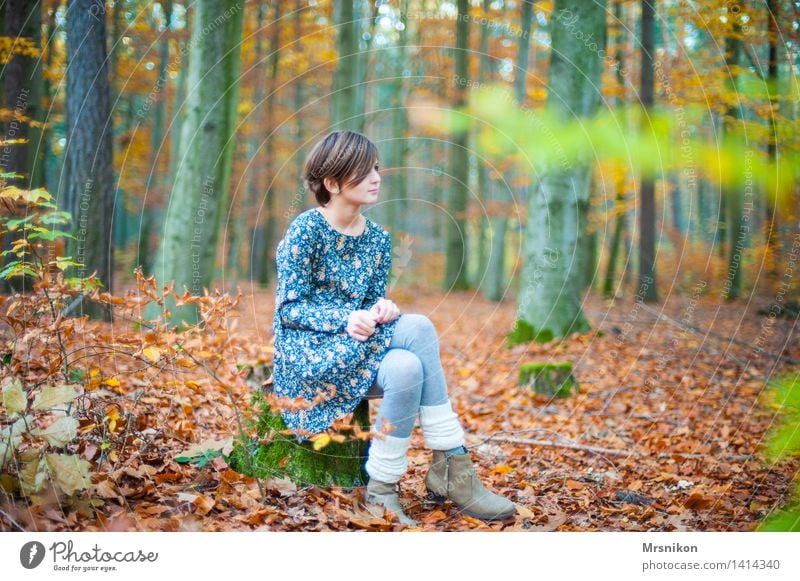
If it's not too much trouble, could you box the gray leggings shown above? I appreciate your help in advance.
[364,313,450,437]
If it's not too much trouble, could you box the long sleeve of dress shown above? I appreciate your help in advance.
[275,221,351,334]
[360,231,392,310]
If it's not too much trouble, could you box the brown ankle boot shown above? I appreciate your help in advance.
[424,449,516,520]
[365,478,419,526]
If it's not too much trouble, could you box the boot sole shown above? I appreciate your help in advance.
[425,489,516,521]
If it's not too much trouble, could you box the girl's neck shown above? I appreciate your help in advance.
[318,202,364,234]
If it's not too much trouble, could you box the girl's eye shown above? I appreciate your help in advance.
[374,164,380,171]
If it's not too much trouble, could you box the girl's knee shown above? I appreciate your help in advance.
[399,313,437,340]
[384,349,423,393]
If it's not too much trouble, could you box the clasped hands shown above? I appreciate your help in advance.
[346,297,399,342]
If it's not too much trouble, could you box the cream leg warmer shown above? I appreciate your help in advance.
[364,433,411,483]
[419,400,465,450]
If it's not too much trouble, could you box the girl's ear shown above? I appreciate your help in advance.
[324,176,339,193]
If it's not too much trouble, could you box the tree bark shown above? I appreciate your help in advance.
[722,3,745,301]
[444,0,471,291]
[603,0,627,299]
[139,0,173,276]
[764,0,780,276]
[63,0,115,319]
[2,0,43,295]
[511,0,606,344]
[145,0,245,325]
[331,0,360,131]
[638,0,658,303]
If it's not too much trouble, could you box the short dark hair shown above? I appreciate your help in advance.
[303,130,379,206]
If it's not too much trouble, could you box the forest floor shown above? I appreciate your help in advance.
[2,283,799,532]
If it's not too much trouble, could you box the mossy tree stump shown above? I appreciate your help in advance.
[230,372,372,489]
[519,361,579,398]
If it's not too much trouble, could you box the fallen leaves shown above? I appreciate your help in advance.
[2,286,798,533]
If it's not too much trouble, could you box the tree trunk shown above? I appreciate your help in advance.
[603,188,625,298]
[139,0,173,276]
[603,0,627,299]
[722,4,744,300]
[389,0,409,234]
[476,0,492,289]
[481,0,530,302]
[510,0,606,344]
[231,387,371,488]
[764,0,780,277]
[64,0,115,319]
[246,0,275,286]
[331,0,359,131]
[445,0,471,291]
[638,0,658,303]
[1,0,42,295]
[146,0,245,325]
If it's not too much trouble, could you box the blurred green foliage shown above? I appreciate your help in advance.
[758,371,800,531]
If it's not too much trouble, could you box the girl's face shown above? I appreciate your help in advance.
[325,161,381,206]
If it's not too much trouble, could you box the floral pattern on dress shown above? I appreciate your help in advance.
[272,207,399,441]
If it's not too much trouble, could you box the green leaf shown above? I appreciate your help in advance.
[762,371,800,462]
[0,261,23,279]
[1,376,26,415]
[29,229,76,242]
[31,415,79,447]
[0,262,37,279]
[174,449,223,468]
[53,257,82,271]
[44,453,92,495]
[40,211,72,225]
[32,384,79,411]
[6,215,35,230]
[174,437,232,467]
[758,505,800,531]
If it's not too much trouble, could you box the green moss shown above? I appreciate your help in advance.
[519,361,579,398]
[506,315,592,348]
[229,389,370,489]
[505,319,555,347]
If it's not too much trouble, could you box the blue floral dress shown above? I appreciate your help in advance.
[272,207,399,441]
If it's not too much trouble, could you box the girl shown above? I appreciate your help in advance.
[272,130,515,525]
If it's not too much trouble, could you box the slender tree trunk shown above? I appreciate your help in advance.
[764,0,780,276]
[38,3,58,192]
[722,4,744,300]
[331,0,359,131]
[27,3,45,191]
[63,0,115,319]
[444,0,471,291]
[354,0,377,135]
[1,0,42,294]
[603,189,625,298]
[638,0,658,302]
[145,0,245,325]
[603,0,627,298]
[139,0,173,275]
[256,0,287,287]
[389,0,409,234]
[511,0,606,344]
[249,0,278,286]
[476,0,492,288]
[483,0,532,301]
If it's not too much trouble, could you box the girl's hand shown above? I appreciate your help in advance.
[369,298,400,324]
[347,310,377,342]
